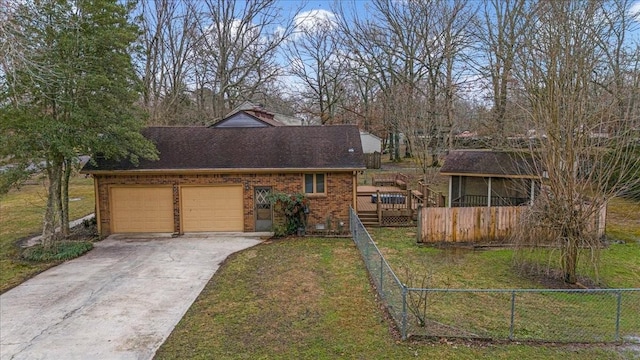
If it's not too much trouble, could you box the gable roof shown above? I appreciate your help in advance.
[440,150,540,178]
[82,125,365,173]
[226,101,303,126]
[210,110,284,128]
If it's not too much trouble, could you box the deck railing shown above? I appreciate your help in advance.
[417,181,446,207]
[452,194,529,207]
[372,190,414,226]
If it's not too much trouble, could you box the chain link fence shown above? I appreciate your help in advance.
[350,208,640,342]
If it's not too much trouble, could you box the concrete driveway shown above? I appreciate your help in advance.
[0,234,262,360]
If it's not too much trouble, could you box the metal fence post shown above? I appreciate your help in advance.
[402,286,408,340]
[365,234,369,260]
[380,256,384,294]
[615,291,622,342]
[509,290,516,340]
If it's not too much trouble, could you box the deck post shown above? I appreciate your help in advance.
[376,190,382,224]
[407,189,412,213]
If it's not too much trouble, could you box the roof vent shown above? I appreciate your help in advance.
[348,148,355,153]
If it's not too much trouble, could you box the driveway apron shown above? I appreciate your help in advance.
[0,235,261,360]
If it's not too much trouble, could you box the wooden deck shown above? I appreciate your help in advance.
[357,185,405,195]
[357,185,423,211]
[356,185,424,227]
[357,195,423,212]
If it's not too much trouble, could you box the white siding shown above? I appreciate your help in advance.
[360,132,382,153]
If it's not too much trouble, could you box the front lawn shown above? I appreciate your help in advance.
[0,175,95,293]
[155,238,628,359]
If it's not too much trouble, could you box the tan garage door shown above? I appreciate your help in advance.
[110,187,174,233]
[181,186,244,232]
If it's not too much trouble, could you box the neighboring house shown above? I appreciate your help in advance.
[223,101,304,126]
[359,131,382,154]
[211,109,284,128]
[81,125,364,236]
[439,150,541,207]
[220,101,381,157]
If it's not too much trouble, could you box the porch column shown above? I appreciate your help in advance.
[448,176,452,208]
[487,177,492,207]
[530,179,535,205]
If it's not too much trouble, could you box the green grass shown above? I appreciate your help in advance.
[155,238,629,359]
[365,205,640,342]
[0,175,95,293]
[368,226,640,290]
[606,197,640,244]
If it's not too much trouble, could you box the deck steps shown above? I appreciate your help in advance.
[357,211,379,226]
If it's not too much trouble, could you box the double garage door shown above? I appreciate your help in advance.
[110,186,243,233]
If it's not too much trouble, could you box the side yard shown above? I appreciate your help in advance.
[0,175,95,293]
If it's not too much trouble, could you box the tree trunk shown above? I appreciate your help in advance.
[388,131,395,161]
[562,236,578,284]
[42,158,63,248]
[394,131,400,162]
[60,158,72,237]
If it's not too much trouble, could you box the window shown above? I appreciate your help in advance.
[304,173,325,194]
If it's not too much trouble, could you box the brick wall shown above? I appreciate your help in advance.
[94,171,355,236]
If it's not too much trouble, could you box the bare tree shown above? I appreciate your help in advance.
[136,0,200,125]
[475,0,532,142]
[513,0,640,284]
[336,0,474,165]
[285,11,346,124]
[191,0,302,120]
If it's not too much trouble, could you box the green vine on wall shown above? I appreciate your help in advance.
[267,192,310,236]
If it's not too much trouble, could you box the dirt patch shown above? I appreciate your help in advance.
[65,221,99,241]
[16,220,99,248]
[515,265,601,289]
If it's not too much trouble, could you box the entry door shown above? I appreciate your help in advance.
[255,187,273,232]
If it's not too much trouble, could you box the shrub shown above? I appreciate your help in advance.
[267,192,310,236]
[22,241,93,262]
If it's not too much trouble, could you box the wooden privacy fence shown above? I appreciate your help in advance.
[364,152,381,169]
[418,205,607,243]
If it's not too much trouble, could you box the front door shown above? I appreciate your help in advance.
[255,187,273,231]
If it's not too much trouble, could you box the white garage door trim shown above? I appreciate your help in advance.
[180,185,244,232]
[109,186,174,233]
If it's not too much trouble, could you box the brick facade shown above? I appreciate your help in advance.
[94,171,355,236]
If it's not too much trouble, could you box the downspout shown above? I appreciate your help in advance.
[353,171,358,211]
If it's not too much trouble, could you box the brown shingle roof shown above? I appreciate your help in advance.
[82,125,365,172]
[440,150,540,178]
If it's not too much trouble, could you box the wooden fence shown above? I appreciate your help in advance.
[364,152,381,169]
[418,205,607,243]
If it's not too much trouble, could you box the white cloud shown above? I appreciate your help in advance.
[293,9,337,33]
[630,1,640,21]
